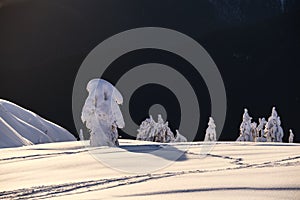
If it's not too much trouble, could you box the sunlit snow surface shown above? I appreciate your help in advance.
[0,140,299,200]
[0,99,76,148]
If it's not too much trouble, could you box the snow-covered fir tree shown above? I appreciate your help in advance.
[264,107,284,142]
[204,117,217,142]
[250,121,258,141]
[136,116,153,141]
[289,129,294,143]
[236,109,253,142]
[255,118,267,142]
[154,115,175,143]
[81,79,125,147]
[136,114,186,143]
[174,130,188,142]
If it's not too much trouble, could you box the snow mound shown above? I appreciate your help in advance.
[0,99,76,148]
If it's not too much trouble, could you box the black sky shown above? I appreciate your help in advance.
[0,0,299,142]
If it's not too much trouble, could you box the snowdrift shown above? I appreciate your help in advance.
[0,140,299,199]
[0,99,76,148]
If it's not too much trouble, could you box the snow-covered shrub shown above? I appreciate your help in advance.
[136,114,187,143]
[289,129,294,143]
[81,79,125,147]
[204,117,217,142]
[236,109,254,142]
[264,107,284,142]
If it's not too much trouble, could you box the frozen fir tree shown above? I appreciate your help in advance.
[250,121,258,141]
[136,115,186,143]
[136,115,156,141]
[236,109,253,142]
[276,116,284,142]
[289,129,294,143]
[174,130,188,142]
[264,107,284,142]
[154,115,175,143]
[81,79,125,147]
[204,117,217,142]
[255,118,267,142]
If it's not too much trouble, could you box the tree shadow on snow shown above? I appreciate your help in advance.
[123,187,300,197]
[120,144,187,161]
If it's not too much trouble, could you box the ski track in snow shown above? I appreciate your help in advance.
[1,145,300,200]
[0,149,89,164]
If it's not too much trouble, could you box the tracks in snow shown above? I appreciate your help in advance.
[1,153,299,200]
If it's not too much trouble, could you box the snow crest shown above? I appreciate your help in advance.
[0,99,76,148]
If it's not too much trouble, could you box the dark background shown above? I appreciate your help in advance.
[0,0,299,142]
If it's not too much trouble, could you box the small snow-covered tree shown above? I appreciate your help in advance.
[204,117,216,142]
[81,79,125,147]
[289,129,294,143]
[136,115,159,142]
[174,130,187,142]
[255,118,267,142]
[236,109,253,142]
[250,122,257,141]
[264,107,284,142]
[154,115,175,143]
[136,115,186,143]
[257,118,267,137]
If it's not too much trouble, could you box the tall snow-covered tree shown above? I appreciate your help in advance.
[204,117,217,142]
[236,109,253,142]
[81,79,125,147]
[264,107,284,142]
[289,129,294,143]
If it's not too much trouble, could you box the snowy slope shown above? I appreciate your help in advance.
[0,140,299,199]
[0,99,76,148]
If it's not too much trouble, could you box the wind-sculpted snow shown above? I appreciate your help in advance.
[0,140,299,199]
[0,99,76,148]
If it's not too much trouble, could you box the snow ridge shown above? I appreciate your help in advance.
[0,99,76,148]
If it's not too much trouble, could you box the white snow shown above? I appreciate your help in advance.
[81,79,124,147]
[255,118,267,142]
[0,99,76,148]
[136,114,187,143]
[237,107,287,143]
[0,140,299,199]
[204,117,217,142]
[265,107,284,142]
[236,109,255,142]
[289,129,294,143]
[174,130,188,142]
